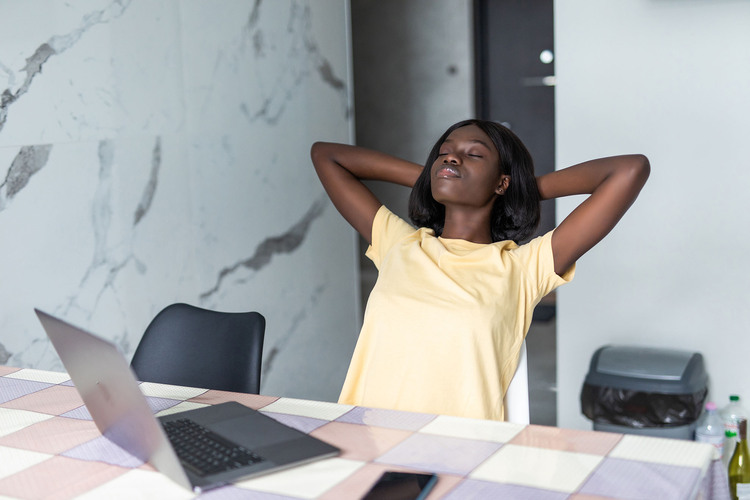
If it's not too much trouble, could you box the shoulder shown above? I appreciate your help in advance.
[502,230,554,269]
[367,206,424,267]
[373,206,419,240]
[510,231,552,254]
[506,229,575,285]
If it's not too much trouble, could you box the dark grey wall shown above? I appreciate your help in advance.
[350,0,475,308]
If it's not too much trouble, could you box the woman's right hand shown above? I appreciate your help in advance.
[310,142,422,244]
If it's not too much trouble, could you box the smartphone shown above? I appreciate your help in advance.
[362,471,438,500]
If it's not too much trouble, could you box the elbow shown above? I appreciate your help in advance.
[626,154,651,188]
[634,154,651,177]
[310,141,333,171]
[310,141,325,162]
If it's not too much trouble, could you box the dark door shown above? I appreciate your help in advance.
[474,0,555,238]
[474,0,557,426]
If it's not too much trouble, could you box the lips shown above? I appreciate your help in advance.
[435,165,461,178]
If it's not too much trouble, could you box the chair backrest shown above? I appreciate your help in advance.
[503,340,530,424]
[130,303,265,394]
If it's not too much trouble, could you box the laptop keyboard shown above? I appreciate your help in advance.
[163,418,266,477]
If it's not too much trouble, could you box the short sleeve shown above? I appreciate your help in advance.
[510,229,575,298]
[364,206,417,269]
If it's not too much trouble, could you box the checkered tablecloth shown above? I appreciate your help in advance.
[0,365,730,499]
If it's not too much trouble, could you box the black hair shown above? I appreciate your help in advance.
[408,119,540,244]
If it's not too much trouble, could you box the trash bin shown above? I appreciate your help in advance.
[581,345,708,440]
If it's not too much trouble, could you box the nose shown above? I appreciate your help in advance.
[443,152,459,164]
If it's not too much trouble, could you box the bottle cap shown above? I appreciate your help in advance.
[731,395,740,401]
[706,401,717,411]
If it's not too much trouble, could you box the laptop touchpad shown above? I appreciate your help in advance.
[211,415,299,449]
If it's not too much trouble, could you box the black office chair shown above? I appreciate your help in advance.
[130,303,265,394]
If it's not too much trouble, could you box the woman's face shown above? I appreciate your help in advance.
[430,124,509,208]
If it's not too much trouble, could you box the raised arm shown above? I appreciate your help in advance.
[537,154,650,275]
[310,142,423,244]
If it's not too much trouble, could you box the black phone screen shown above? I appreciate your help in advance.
[361,471,438,500]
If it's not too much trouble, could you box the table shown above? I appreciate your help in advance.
[0,365,730,499]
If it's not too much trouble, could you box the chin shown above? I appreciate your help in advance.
[431,187,460,205]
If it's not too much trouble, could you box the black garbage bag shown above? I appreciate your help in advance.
[581,383,707,429]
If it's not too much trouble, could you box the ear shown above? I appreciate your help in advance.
[495,175,511,195]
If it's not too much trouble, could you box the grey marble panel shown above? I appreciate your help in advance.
[0,0,356,402]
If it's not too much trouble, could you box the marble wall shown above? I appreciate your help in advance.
[0,0,358,402]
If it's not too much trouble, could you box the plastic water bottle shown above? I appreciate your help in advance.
[722,395,750,439]
[695,401,725,456]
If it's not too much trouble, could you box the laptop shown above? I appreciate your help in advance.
[34,308,340,493]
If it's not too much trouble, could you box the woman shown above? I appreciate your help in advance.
[311,119,649,421]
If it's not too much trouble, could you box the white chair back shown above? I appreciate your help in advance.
[503,340,530,424]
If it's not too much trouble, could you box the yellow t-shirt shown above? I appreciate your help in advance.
[338,206,574,421]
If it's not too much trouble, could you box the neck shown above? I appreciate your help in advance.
[440,208,493,243]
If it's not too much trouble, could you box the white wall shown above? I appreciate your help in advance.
[556,0,750,429]
[0,0,358,403]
